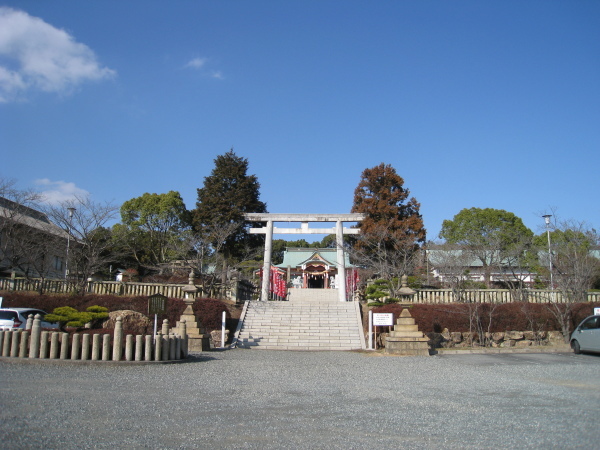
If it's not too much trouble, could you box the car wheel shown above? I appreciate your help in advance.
[571,340,581,354]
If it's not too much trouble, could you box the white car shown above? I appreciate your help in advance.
[0,308,58,330]
[570,315,600,354]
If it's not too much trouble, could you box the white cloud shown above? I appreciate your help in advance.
[35,179,90,205]
[0,7,116,102]
[185,57,207,69]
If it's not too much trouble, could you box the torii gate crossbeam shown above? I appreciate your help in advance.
[245,213,366,302]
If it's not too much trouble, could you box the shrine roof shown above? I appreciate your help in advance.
[276,248,355,269]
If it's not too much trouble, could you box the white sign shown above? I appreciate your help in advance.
[373,313,394,326]
[594,307,600,316]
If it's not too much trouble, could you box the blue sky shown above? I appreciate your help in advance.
[1,1,599,241]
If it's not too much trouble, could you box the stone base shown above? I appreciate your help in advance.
[384,337,430,356]
[188,335,210,352]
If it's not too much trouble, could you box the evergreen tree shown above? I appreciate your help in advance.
[351,163,426,245]
[351,163,426,285]
[193,149,267,265]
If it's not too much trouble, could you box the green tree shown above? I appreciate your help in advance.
[351,163,426,286]
[439,207,533,287]
[193,150,267,277]
[116,191,191,272]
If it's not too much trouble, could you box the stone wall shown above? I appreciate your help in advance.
[428,329,566,349]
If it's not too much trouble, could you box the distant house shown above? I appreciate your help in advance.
[0,197,69,279]
[276,248,358,289]
[426,247,535,287]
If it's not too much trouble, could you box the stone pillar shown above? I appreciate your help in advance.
[178,279,209,352]
[29,314,42,358]
[40,331,49,359]
[92,334,101,360]
[336,220,347,302]
[50,332,59,359]
[112,317,123,361]
[71,333,80,360]
[261,220,274,301]
[82,334,90,361]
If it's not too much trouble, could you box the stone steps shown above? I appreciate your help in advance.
[236,291,365,351]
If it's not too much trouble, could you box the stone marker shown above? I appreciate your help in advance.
[384,308,430,356]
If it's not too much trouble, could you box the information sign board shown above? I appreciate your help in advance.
[595,307,600,316]
[148,293,168,315]
[373,313,394,326]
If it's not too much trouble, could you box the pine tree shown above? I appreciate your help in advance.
[193,150,267,264]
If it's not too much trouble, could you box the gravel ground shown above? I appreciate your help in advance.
[1,350,599,449]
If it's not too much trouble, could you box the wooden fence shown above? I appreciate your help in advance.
[0,277,258,302]
[1,277,598,304]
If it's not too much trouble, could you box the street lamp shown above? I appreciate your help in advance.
[542,214,553,299]
[65,207,76,279]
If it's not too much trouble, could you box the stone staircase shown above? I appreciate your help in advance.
[235,289,366,351]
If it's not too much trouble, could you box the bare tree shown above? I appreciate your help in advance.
[540,217,600,342]
[350,224,421,299]
[44,196,119,294]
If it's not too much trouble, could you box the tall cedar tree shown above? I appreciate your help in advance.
[351,163,426,246]
[193,150,267,263]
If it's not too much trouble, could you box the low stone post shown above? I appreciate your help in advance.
[0,331,3,356]
[59,333,69,360]
[169,334,176,360]
[92,334,101,361]
[26,314,34,331]
[71,334,80,360]
[82,334,90,361]
[161,333,169,361]
[102,334,111,361]
[19,330,28,358]
[161,319,170,336]
[179,320,188,358]
[112,317,123,361]
[125,335,133,361]
[175,335,181,360]
[39,331,49,358]
[135,335,143,361]
[10,330,20,357]
[144,335,152,361]
[1,330,9,356]
[29,314,42,358]
[49,332,60,359]
[155,332,162,361]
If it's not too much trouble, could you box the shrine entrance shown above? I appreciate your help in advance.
[245,213,366,302]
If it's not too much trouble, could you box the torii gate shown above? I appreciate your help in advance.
[245,213,366,302]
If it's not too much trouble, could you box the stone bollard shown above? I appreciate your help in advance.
[125,335,134,361]
[155,332,162,361]
[1,330,9,357]
[50,332,60,359]
[10,330,20,357]
[161,319,170,336]
[92,334,101,361]
[102,334,111,361]
[18,330,29,358]
[0,331,4,356]
[82,334,90,361]
[29,314,42,358]
[175,335,181,360]
[144,335,152,361]
[135,335,143,361]
[161,333,169,361]
[113,317,124,361]
[26,314,34,331]
[71,334,80,360]
[39,331,49,358]
[179,320,188,358]
[59,333,69,360]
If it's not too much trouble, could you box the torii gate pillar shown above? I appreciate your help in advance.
[245,213,366,302]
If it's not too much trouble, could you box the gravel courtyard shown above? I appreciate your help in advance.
[1,350,599,449]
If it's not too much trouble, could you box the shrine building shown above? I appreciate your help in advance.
[276,248,358,289]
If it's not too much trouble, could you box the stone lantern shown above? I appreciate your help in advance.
[177,269,209,352]
[396,274,416,300]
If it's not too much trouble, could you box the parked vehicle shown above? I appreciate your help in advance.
[570,315,600,354]
[0,308,58,330]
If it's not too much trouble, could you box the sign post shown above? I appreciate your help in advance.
[148,293,168,342]
[372,313,394,350]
